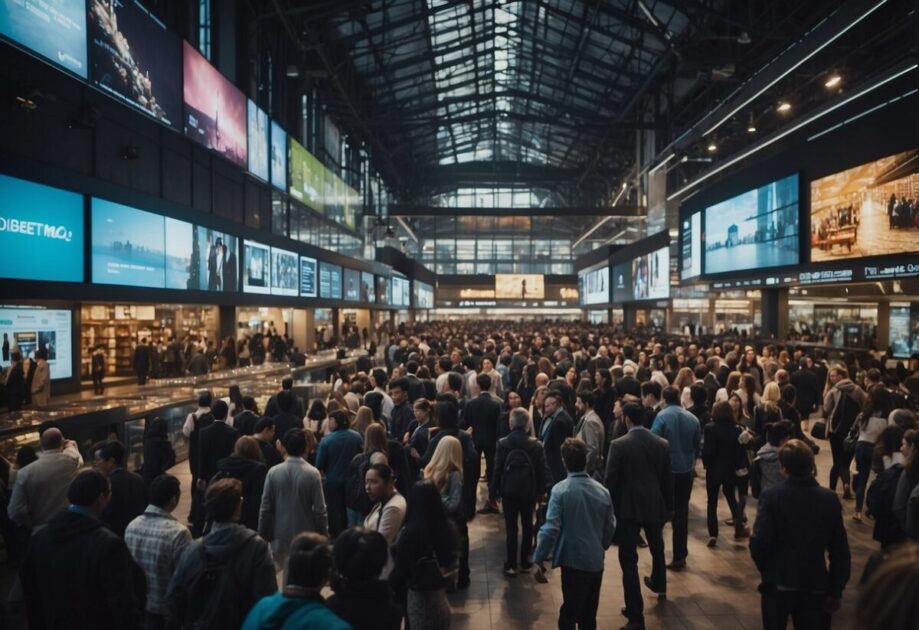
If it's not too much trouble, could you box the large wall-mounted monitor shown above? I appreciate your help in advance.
[0,307,73,379]
[632,246,670,300]
[299,256,317,298]
[247,100,269,181]
[182,41,247,168]
[811,150,918,263]
[88,0,181,128]
[376,276,390,306]
[611,262,632,303]
[91,198,165,288]
[414,281,434,309]
[343,268,360,301]
[319,262,342,300]
[242,240,271,294]
[164,218,238,291]
[680,211,702,280]
[0,174,84,283]
[391,276,410,307]
[1,0,87,78]
[495,274,544,299]
[289,138,324,211]
[578,266,609,305]
[704,174,799,275]
[361,272,376,303]
[270,247,298,296]
[270,121,287,191]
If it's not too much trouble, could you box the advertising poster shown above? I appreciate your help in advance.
[164,218,238,291]
[270,247,298,296]
[632,246,670,300]
[289,138,324,211]
[243,240,270,294]
[611,262,632,303]
[361,272,375,303]
[681,211,702,279]
[247,99,269,181]
[270,120,287,191]
[0,307,72,379]
[414,281,434,309]
[579,266,609,305]
[319,262,342,299]
[91,198,165,288]
[299,256,317,298]
[495,274,545,299]
[343,268,360,301]
[0,0,87,77]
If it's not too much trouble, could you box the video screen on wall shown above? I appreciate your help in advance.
[704,174,799,275]
[632,246,670,300]
[579,266,609,305]
[183,41,247,168]
[91,198,165,288]
[0,0,87,78]
[270,121,287,191]
[289,138,324,210]
[242,240,270,294]
[319,262,342,300]
[0,174,84,283]
[271,247,298,296]
[611,262,632,303]
[343,268,360,301]
[247,100,269,181]
[889,304,919,358]
[361,272,375,303]
[376,276,390,306]
[811,150,918,263]
[414,281,434,309]
[164,218,238,291]
[299,256,317,298]
[88,0,181,128]
[0,307,72,379]
[495,274,544,299]
[391,276,410,307]
[681,211,702,280]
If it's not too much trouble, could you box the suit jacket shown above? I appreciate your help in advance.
[463,392,504,449]
[103,468,149,538]
[30,359,50,406]
[790,368,819,416]
[604,426,673,524]
[197,421,239,482]
[615,376,641,399]
[258,456,329,554]
[540,409,574,485]
[133,345,151,375]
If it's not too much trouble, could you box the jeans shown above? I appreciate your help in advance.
[761,589,831,630]
[617,519,665,624]
[828,432,851,492]
[502,497,535,568]
[853,441,875,512]
[559,567,603,630]
[672,471,694,561]
[346,507,364,528]
[706,475,741,538]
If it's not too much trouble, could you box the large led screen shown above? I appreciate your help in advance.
[495,274,545,299]
[183,41,247,168]
[376,276,390,306]
[242,240,270,294]
[704,174,799,275]
[164,218,238,291]
[611,262,632,303]
[271,247,298,296]
[391,276,410,307]
[579,266,609,305]
[889,304,918,358]
[299,256,317,298]
[0,174,83,283]
[811,150,919,262]
[92,198,165,288]
[343,268,360,301]
[361,272,375,303]
[414,281,434,309]
[88,0,181,128]
[247,100,269,181]
[0,307,72,379]
[681,211,701,280]
[289,138,324,210]
[319,262,342,300]
[1,0,87,78]
[632,246,670,300]
[270,120,287,191]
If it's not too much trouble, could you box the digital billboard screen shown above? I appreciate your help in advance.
[242,240,270,294]
[270,120,287,191]
[88,0,181,128]
[0,307,73,379]
[811,150,918,263]
[289,138,324,211]
[611,262,632,303]
[164,218,238,292]
[414,281,434,309]
[0,0,87,77]
[271,247,298,297]
[632,246,670,300]
[0,174,84,283]
[343,268,360,301]
[247,100,269,181]
[376,276,389,306]
[704,174,799,275]
[299,256,317,298]
[391,276,410,307]
[361,272,375,303]
[495,274,545,299]
[681,211,702,280]
[319,262,342,300]
[183,41,247,168]
[578,266,609,305]
[91,198,165,288]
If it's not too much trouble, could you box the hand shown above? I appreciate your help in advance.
[824,597,841,614]
[533,563,548,584]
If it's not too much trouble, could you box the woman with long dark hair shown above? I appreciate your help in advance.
[701,401,750,546]
[852,385,894,522]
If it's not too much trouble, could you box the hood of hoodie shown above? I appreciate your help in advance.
[756,444,780,461]
[217,455,265,482]
[202,522,257,558]
[48,509,107,544]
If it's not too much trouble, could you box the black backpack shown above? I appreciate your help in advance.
[501,447,537,500]
[178,534,256,630]
[831,391,861,436]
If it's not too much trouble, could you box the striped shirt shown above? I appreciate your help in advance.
[125,506,192,615]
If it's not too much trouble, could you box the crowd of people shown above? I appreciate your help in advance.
[1,321,919,629]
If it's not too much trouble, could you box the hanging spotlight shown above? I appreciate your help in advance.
[824,73,842,88]
[746,113,756,133]
[707,138,717,152]
[777,101,791,113]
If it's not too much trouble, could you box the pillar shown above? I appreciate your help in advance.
[760,288,789,340]
[876,301,890,351]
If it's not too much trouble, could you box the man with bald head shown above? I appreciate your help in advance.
[8,427,83,532]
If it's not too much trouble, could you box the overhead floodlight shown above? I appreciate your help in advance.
[285,64,300,78]
[777,101,792,113]
[825,74,842,88]
[747,113,756,133]
[736,31,752,45]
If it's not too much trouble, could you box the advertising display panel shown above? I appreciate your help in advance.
[1,0,87,77]
[247,100,269,181]
[164,218,238,291]
[632,246,670,300]
[270,120,287,191]
[0,307,72,379]
[271,247,298,297]
[495,274,545,299]
[92,198,165,288]
[299,256,317,298]
[578,266,609,305]
[242,240,271,294]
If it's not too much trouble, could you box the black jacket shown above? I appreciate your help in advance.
[491,428,551,498]
[615,376,641,399]
[604,427,673,524]
[750,476,850,598]
[539,409,575,485]
[142,437,176,488]
[593,386,617,441]
[21,509,146,630]
[233,410,260,436]
[702,420,745,483]
[213,456,268,531]
[103,468,148,538]
[265,392,305,418]
[790,368,819,417]
[197,421,240,482]
[327,580,402,630]
[5,361,25,411]
[133,344,151,375]
[389,400,416,442]
[272,412,303,443]
[257,438,284,468]
[463,393,504,449]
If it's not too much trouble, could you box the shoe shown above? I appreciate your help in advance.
[706,537,718,548]
[503,564,517,577]
[734,525,751,540]
[842,488,854,500]
[457,575,471,589]
[666,559,686,571]
[643,576,666,599]
[519,562,533,573]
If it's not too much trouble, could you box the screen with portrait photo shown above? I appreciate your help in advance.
[632,246,670,300]
[343,268,360,301]
[0,307,72,379]
[183,41,247,168]
[270,120,287,191]
[164,218,238,292]
[247,100,269,181]
[1,0,87,77]
[91,198,165,288]
[88,0,181,128]
[361,272,375,303]
[579,266,609,305]
[299,256,317,298]
[811,150,919,263]
[270,247,298,296]
[495,274,544,299]
[704,174,799,275]
[243,240,271,294]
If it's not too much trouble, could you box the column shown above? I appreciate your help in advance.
[760,288,789,339]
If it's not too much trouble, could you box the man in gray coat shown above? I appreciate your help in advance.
[8,428,82,531]
[258,429,328,572]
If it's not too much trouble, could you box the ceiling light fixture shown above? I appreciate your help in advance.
[825,74,842,88]
[285,64,300,78]
[707,140,717,152]
[777,101,792,113]
[747,113,757,133]
[736,31,752,45]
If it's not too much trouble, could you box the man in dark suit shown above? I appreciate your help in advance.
[615,365,642,399]
[271,390,304,440]
[265,377,306,418]
[750,440,850,630]
[403,360,426,403]
[605,402,674,629]
[539,390,575,486]
[92,440,148,538]
[790,357,819,419]
[196,400,239,488]
[133,338,152,386]
[464,373,504,512]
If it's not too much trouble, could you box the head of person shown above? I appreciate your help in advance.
[404,480,449,532]
[762,381,781,407]
[903,430,919,471]
[596,367,612,389]
[371,368,388,390]
[286,532,333,591]
[364,422,389,455]
[641,381,661,407]
[476,373,492,394]
[389,378,409,405]
[506,390,522,410]
[576,390,595,415]
[307,399,327,421]
[413,398,431,422]
[282,377,294,391]
[39,427,64,453]
[481,357,494,373]
[363,391,383,421]
[92,440,126,475]
[890,408,917,431]
[828,365,849,386]
[424,435,463,487]
[16,445,38,469]
[330,528,389,592]
[68,469,111,515]
[205,478,243,523]
[711,401,735,424]
[621,402,644,429]
[779,439,816,479]
[280,428,308,459]
[364,462,396,504]
[856,543,919,630]
[689,383,707,408]
[661,386,680,407]
[211,399,229,421]
[765,420,794,448]
[509,407,530,433]
[561,438,587,474]
[728,393,744,419]
[781,383,797,406]
[543,391,563,416]
[149,474,181,513]
[435,398,459,429]
[232,435,264,462]
[254,417,275,441]
[329,409,350,431]
[198,390,213,408]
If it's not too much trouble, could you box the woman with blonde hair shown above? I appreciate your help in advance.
[352,406,375,436]
[423,436,463,516]
[672,367,695,408]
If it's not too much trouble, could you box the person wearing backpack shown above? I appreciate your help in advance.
[866,425,907,549]
[491,407,551,577]
[823,366,868,500]
[166,478,277,629]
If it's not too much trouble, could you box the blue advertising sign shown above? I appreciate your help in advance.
[0,0,88,77]
[91,198,166,288]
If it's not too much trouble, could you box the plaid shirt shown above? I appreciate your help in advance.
[124,506,192,615]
